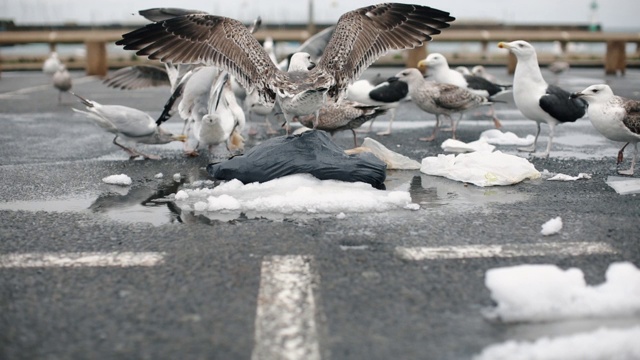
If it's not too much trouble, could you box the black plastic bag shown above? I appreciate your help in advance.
[207,130,387,189]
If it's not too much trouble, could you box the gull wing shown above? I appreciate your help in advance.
[117,14,278,108]
[319,3,454,98]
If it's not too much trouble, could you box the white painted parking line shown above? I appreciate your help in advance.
[396,242,617,261]
[0,252,165,268]
[252,255,321,360]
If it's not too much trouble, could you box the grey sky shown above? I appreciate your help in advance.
[1,0,638,31]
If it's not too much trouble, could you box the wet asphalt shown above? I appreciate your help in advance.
[0,67,639,360]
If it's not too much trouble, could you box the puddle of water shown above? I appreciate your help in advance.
[407,173,531,210]
[0,181,184,226]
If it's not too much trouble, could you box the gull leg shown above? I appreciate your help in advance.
[618,142,637,176]
[356,118,375,134]
[540,123,555,158]
[490,105,502,128]
[312,110,320,129]
[518,122,540,153]
[420,114,440,142]
[617,142,629,164]
[350,129,359,148]
[451,115,460,140]
[377,108,395,136]
[264,115,278,135]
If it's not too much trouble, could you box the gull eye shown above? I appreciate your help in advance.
[593,89,599,93]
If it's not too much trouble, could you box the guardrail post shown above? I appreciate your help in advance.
[605,40,626,75]
[85,41,108,76]
[406,44,427,68]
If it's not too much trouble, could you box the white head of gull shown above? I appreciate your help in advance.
[116,3,455,135]
[572,84,640,176]
[389,68,492,141]
[498,40,586,158]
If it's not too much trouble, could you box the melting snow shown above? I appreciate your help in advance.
[474,326,640,360]
[547,173,591,181]
[541,216,563,236]
[172,173,418,216]
[101,174,132,186]
[483,262,640,323]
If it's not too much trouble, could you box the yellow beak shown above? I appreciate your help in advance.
[417,59,428,73]
[173,134,188,142]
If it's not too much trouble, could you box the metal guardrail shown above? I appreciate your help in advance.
[1,29,639,75]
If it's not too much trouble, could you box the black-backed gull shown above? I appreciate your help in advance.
[498,40,586,157]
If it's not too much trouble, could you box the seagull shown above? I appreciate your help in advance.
[498,40,587,157]
[116,3,455,134]
[52,64,72,104]
[571,84,640,176]
[418,53,510,128]
[276,26,336,71]
[190,72,246,156]
[389,68,492,141]
[471,65,498,83]
[297,100,388,147]
[42,52,62,75]
[71,93,186,160]
[346,74,409,136]
[455,66,472,76]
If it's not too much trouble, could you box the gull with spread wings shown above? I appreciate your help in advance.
[116,3,454,132]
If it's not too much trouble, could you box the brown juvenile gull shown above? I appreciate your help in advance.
[71,93,186,160]
[297,100,388,147]
[116,3,455,132]
[389,68,492,141]
[571,84,640,176]
[498,40,586,158]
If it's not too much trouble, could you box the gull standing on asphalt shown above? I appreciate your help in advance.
[116,3,455,133]
[498,40,586,158]
[389,68,492,141]
[571,84,640,176]
[52,64,72,104]
[71,93,186,160]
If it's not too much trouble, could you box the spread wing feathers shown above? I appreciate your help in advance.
[622,99,640,135]
[103,65,170,90]
[319,3,454,98]
[139,8,209,22]
[117,14,278,107]
[434,85,487,111]
[539,85,587,123]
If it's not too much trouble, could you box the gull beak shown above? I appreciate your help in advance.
[570,92,583,99]
[172,134,188,142]
[387,76,399,83]
[417,59,428,73]
[307,61,316,70]
[498,42,510,49]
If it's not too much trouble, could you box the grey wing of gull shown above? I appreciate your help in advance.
[139,8,208,22]
[319,3,454,98]
[117,14,279,108]
[539,85,586,123]
[103,65,170,90]
[94,105,157,138]
[622,98,640,135]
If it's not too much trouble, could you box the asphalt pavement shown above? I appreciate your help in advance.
[0,66,639,360]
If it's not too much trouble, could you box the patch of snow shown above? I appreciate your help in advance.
[154,173,164,179]
[541,216,563,236]
[174,190,189,201]
[102,174,132,186]
[336,212,346,219]
[483,262,640,323]
[606,176,640,195]
[172,173,417,216]
[173,173,181,182]
[474,326,640,360]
